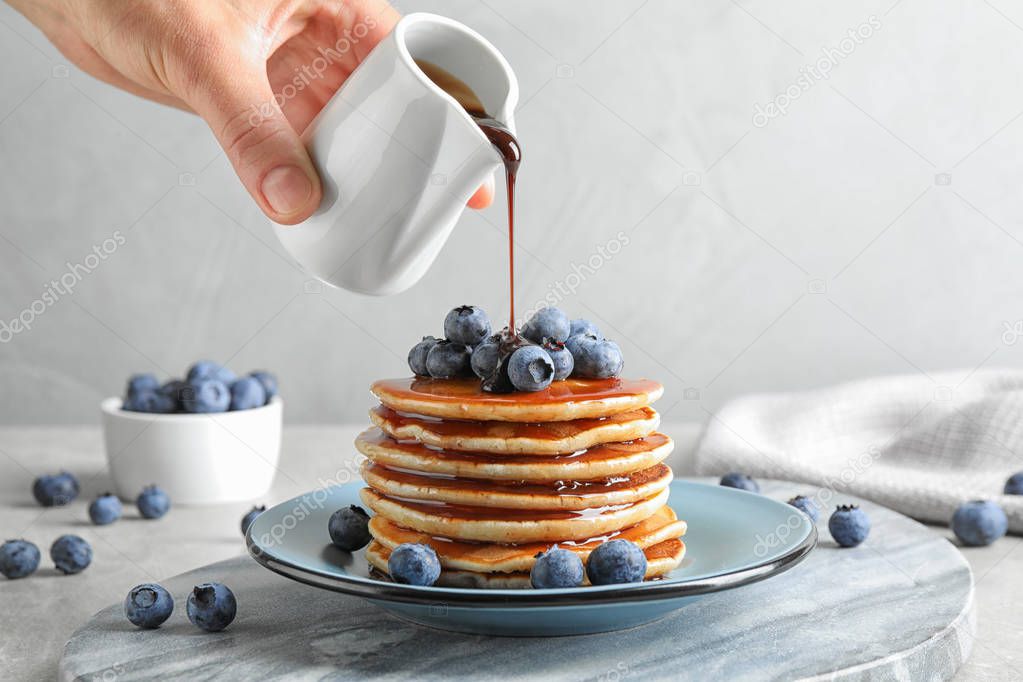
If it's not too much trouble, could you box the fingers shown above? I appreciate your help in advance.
[467,174,496,210]
[187,60,322,225]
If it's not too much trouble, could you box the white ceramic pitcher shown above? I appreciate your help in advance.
[274,13,518,295]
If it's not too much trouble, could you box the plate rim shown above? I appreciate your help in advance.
[246,480,818,608]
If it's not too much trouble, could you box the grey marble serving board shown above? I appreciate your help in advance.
[60,481,975,681]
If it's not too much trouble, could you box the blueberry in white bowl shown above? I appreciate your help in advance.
[125,583,174,628]
[187,582,237,632]
[182,379,230,413]
[229,376,266,411]
[88,492,123,525]
[51,535,92,575]
[186,360,236,386]
[249,371,278,401]
[0,539,40,579]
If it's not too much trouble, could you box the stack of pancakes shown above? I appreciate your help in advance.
[355,376,686,588]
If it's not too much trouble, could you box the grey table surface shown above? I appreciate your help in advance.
[1,425,1021,681]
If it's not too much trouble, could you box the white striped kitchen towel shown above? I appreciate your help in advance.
[693,370,1023,533]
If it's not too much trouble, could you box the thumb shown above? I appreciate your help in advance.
[189,63,321,225]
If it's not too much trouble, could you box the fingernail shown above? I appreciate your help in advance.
[261,165,313,216]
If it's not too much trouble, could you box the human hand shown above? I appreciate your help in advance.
[9,0,494,224]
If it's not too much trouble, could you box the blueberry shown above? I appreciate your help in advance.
[186,582,237,632]
[157,379,188,412]
[586,539,647,585]
[388,543,441,586]
[186,361,236,386]
[425,341,473,378]
[470,336,502,379]
[507,345,555,392]
[1004,472,1023,496]
[720,472,760,493]
[229,377,267,411]
[0,539,40,579]
[523,307,571,344]
[125,373,159,398]
[570,318,601,338]
[137,485,171,520]
[952,500,1007,547]
[124,583,174,629]
[787,495,819,522]
[240,505,266,537]
[32,471,79,507]
[444,306,492,346]
[829,505,871,547]
[408,336,441,376]
[328,505,372,551]
[530,547,584,588]
[181,379,230,413]
[542,339,574,381]
[88,493,123,526]
[122,388,177,414]
[249,371,278,400]
[566,334,623,379]
[50,534,92,574]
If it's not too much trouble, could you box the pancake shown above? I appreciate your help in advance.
[360,486,670,543]
[372,377,663,422]
[368,505,687,573]
[369,405,660,455]
[366,538,686,588]
[361,460,673,510]
[355,429,675,482]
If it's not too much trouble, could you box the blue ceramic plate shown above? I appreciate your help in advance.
[247,480,816,636]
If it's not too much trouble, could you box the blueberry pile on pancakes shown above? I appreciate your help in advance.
[355,307,687,588]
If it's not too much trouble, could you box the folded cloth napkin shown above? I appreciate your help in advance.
[693,370,1023,534]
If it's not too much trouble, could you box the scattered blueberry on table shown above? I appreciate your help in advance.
[124,583,174,629]
[951,500,1007,547]
[586,539,647,585]
[788,495,820,522]
[719,472,760,493]
[328,505,372,551]
[186,582,237,632]
[531,546,584,589]
[50,535,92,574]
[240,505,266,537]
[120,362,278,414]
[136,485,171,520]
[0,539,41,579]
[388,543,441,586]
[32,471,80,507]
[408,306,626,391]
[88,492,123,526]
[1004,471,1023,496]
[829,505,870,548]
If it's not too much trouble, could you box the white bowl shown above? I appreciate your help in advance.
[100,397,283,505]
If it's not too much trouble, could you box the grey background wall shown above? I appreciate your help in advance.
[2,0,1023,425]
